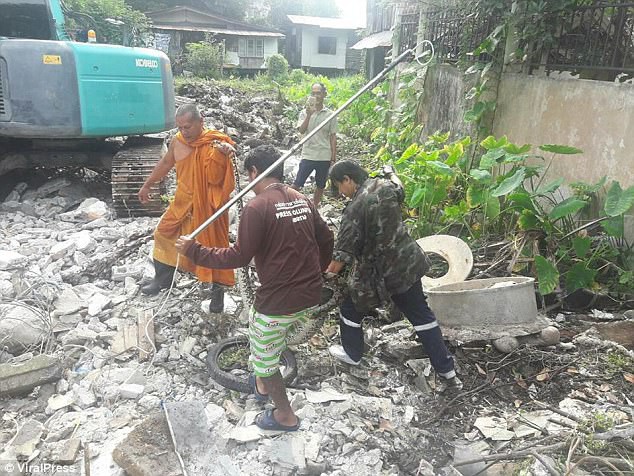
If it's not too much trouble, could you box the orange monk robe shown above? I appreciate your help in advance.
[153,130,236,286]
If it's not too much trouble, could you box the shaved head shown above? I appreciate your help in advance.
[176,103,202,121]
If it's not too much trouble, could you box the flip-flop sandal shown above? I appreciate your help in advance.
[254,408,301,432]
[248,374,269,402]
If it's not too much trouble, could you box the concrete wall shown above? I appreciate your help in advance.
[493,74,634,188]
[417,64,477,140]
[300,27,348,69]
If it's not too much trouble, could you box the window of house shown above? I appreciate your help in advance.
[238,38,264,57]
[226,39,239,53]
[318,36,337,55]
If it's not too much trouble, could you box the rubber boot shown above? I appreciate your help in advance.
[208,284,225,313]
[141,260,176,295]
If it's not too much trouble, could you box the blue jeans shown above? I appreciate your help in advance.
[339,279,456,377]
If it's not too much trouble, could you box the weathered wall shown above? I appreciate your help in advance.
[493,74,634,188]
[301,28,348,70]
[417,64,477,140]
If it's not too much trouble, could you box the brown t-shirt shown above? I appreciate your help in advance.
[185,183,334,315]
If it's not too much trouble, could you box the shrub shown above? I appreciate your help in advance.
[289,68,308,84]
[266,54,289,81]
[184,42,223,79]
[65,0,149,45]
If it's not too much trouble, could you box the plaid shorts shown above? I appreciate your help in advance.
[248,305,316,377]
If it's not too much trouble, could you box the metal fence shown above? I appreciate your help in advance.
[527,1,634,76]
[418,9,501,62]
[398,11,421,53]
[414,1,634,78]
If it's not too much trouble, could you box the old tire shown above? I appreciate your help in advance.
[206,335,298,393]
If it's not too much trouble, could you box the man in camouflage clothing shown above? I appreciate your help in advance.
[326,160,462,391]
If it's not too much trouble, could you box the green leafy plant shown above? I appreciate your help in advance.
[66,0,149,45]
[266,54,289,81]
[184,41,223,79]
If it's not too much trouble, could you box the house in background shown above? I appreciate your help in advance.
[146,6,284,72]
[286,15,364,74]
[351,0,420,78]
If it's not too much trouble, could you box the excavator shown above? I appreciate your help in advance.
[0,0,175,216]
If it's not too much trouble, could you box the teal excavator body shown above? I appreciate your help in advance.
[0,0,175,139]
[0,0,175,216]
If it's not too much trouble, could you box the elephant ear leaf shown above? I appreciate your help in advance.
[565,263,597,293]
[535,255,559,295]
[549,197,587,221]
[604,182,634,217]
[492,168,526,197]
[573,236,591,258]
[539,144,583,154]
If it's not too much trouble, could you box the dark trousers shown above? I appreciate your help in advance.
[339,279,456,377]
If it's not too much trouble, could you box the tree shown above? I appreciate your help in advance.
[259,0,341,29]
[66,0,150,45]
[125,0,251,20]
[125,0,167,13]
[183,41,223,78]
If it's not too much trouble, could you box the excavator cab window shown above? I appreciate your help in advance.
[0,0,54,40]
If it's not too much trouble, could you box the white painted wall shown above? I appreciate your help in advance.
[263,38,278,57]
[300,27,348,69]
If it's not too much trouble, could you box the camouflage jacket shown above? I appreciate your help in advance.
[333,178,430,313]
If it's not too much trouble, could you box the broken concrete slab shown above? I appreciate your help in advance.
[11,419,45,457]
[119,383,144,400]
[110,321,139,355]
[46,393,74,413]
[73,384,97,409]
[112,412,184,476]
[0,354,62,396]
[0,279,14,298]
[0,303,49,354]
[381,339,425,361]
[60,323,98,346]
[473,416,515,441]
[0,250,28,270]
[59,198,111,222]
[260,434,306,472]
[49,438,81,465]
[88,293,111,316]
[53,287,85,316]
[305,387,350,404]
[50,240,76,260]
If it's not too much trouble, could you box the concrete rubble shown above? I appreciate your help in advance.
[0,83,632,476]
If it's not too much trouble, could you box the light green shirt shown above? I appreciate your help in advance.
[297,108,337,162]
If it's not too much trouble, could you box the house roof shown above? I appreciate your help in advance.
[286,15,364,30]
[351,30,393,49]
[147,6,284,37]
[153,25,284,37]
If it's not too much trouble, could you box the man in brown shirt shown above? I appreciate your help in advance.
[175,145,333,432]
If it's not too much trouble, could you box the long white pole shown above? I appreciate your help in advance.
[187,46,418,239]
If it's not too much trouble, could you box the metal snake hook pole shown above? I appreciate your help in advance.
[187,41,433,240]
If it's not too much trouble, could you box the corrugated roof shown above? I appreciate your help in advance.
[147,6,284,35]
[351,30,393,49]
[287,15,363,30]
[152,24,285,37]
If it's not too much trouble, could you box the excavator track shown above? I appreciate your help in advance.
[111,136,168,218]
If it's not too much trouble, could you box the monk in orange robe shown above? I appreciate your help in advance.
[138,103,235,311]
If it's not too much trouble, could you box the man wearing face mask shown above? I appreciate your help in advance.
[291,82,337,208]
[137,104,235,313]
